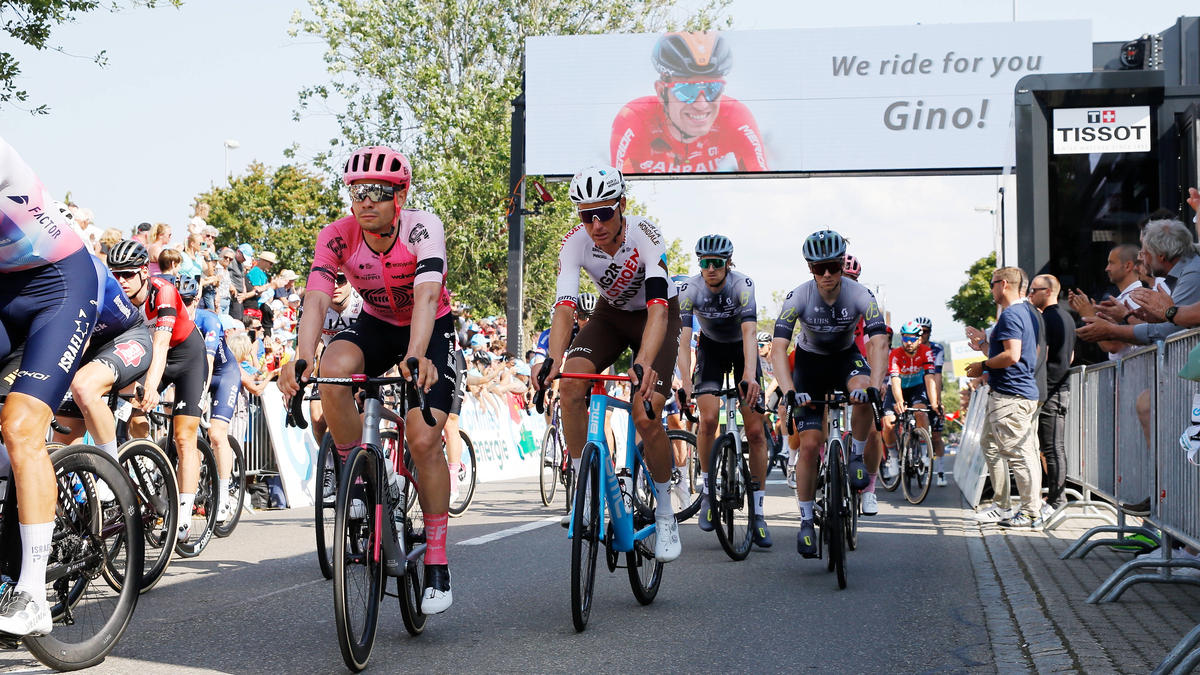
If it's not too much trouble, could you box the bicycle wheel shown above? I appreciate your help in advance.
[539,425,560,506]
[397,491,427,636]
[213,435,247,537]
[315,433,338,580]
[105,439,178,594]
[626,455,664,604]
[570,443,601,632]
[847,489,860,552]
[562,461,576,514]
[170,435,219,558]
[902,426,934,505]
[447,430,476,517]
[334,446,383,672]
[707,434,754,561]
[631,430,702,522]
[879,433,901,492]
[24,445,144,671]
[826,437,847,589]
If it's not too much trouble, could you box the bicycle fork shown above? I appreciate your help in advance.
[370,446,425,578]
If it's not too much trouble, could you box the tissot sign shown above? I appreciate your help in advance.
[526,20,1092,176]
[1051,106,1152,154]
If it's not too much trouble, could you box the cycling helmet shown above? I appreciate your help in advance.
[842,254,862,280]
[695,234,733,259]
[900,320,923,337]
[107,239,150,269]
[342,145,412,186]
[914,316,933,332]
[578,292,597,315]
[175,275,200,304]
[756,331,771,344]
[569,165,625,204]
[801,229,847,263]
[652,32,732,80]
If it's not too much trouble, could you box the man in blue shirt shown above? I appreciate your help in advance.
[966,266,1043,528]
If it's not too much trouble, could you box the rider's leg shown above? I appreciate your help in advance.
[318,341,366,459]
[209,418,233,489]
[696,393,719,489]
[309,398,326,446]
[71,360,119,459]
[173,414,202,535]
[793,427,826,517]
[444,412,462,496]
[3,394,57,598]
[558,356,596,472]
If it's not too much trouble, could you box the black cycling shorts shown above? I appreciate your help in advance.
[883,385,930,417]
[159,327,209,418]
[448,348,467,416]
[90,323,153,392]
[329,312,458,414]
[790,345,871,433]
[693,333,762,394]
[565,297,682,399]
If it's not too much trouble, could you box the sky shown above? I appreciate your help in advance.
[4,0,1198,341]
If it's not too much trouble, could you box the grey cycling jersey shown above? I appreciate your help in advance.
[773,278,887,355]
[678,270,757,343]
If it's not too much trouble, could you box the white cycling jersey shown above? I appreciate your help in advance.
[554,214,676,312]
[321,290,363,347]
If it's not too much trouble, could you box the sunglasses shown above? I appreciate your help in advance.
[348,182,406,202]
[901,335,920,343]
[111,270,140,279]
[335,274,348,285]
[670,80,725,104]
[578,204,619,224]
[809,261,843,277]
[1029,286,1050,293]
[698,257,727,270]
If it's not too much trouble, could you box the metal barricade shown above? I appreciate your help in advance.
[1116,346,1157,505]
[1047,365,1118,531]
[1063,368,1085,482]
[1083,362,1119,501]
[232,392,278,477]
[1154,330,1200,538]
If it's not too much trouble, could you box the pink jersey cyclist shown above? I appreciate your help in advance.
[0,137,88,272]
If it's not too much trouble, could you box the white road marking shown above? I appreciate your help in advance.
[457,516,561,546]
[766,479,790,485]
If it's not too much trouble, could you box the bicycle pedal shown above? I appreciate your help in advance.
[0,633,20,649]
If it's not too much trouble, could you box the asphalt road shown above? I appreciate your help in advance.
[1,466,992,674]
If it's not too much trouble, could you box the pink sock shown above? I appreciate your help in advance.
[866,472,877,492]
[424,513,449,565]
[335,442,357,462]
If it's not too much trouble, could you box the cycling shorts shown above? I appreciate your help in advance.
[883,385,929,417]
[329,312,458,413]
[693,333,762,394]
[930,409,945,433]
[0,248,99,409]
[159,327,209,418]
[565,296,682,399]
[790,345,871,433]
[89,323,153,392]
[448,350,467,416]
[209,357,242,424]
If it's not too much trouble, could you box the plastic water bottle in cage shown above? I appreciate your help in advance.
[115,398,133,423]
[616,468,634,513]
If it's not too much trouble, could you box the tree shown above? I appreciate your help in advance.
[946,252,997,329]
[194,162,344,277]
[291,0,727,345]
[940,371,963,435]
[665,237,690,276]
[2,0,180,114]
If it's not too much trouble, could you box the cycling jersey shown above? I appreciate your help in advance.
[610,96,767,174]
[927,341,945,374]
[678,270,757,343]
[0,136,88,272]
[773,278,887,355]
[322,290,363,346]
[554,215,675,312]
[89,254,142,343]
[193,308,235,368]
[888,344,935,390]
[308,211,452,327]
[140,275,198,348]
[535,327,550,353]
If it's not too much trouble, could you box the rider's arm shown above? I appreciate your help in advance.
[924,372,940,410]
[545,232,585,375]
[866,333,889,391]
[676,325,693,396]
[547,304,576,368]
[771,286,802,393]
[295,290,331,366]
[141,329,172,398]
[630,226,672,377]
[403,281,441,362]
[635,301,668,374]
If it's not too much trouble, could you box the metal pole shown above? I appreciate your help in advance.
[998,186,1006,266]
[505,76,526,354]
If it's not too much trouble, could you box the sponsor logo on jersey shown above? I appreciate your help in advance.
[635,219,662,246]
[57,309,91,372]
[615,129,635,164]
[559,223,583,251]
[409,223,429,245]
[114,340,148,367]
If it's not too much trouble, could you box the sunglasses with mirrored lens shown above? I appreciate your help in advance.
[670,81,725,104]
[901,335,920,343]
[809,261,843,276]
[335,274,348,285]
[111,270,140,279]
[698,257,727,270]
[348,183,405,202]
[577,204,619,224]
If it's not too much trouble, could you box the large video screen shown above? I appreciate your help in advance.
[527,21,1092,176]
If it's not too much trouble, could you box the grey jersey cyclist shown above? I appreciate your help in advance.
[770,229,889,558]
[676,235,773,548]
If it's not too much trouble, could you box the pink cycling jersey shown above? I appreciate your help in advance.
[307,211,452,327]
[0,135,86,272]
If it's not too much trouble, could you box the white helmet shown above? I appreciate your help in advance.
[569,165,625,204]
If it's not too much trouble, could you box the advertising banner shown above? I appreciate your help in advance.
[1052,105,1152,155]
[527,20,1092,176]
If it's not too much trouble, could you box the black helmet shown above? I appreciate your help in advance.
[174,275,200,304]
[107,239,150,270]
[695,234,733,258]
[802,230,847,263]
[652,31,732,80]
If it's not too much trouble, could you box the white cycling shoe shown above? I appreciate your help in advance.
[654,514,681,562]
[0,588,51,637]
[860,492,879,516]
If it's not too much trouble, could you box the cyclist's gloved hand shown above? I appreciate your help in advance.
[849,388,870,404]
[793,391,812,407]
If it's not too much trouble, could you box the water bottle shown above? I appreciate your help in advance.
[616,468,634,514]
[71,474,87,504]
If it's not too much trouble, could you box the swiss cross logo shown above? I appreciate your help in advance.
[1102,110,1117,123]
[113,340,147,367]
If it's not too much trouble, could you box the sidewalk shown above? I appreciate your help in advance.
[965,504,1200,673]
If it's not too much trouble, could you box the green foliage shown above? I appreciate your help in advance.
[946,252,997,329]
[1,0,180,114]
[291,0,728,345]
[940,371,962,435]
[665,237,690,276]
[194,162,344,278]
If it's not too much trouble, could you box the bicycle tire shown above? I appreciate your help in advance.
[24,444,144,671]
[626,455,664,604]
[826,436,847,589]
[902,426,934,505]
[847,490,860,552]
[213,435,247,537]
[166,435,219,558]
[570,443,601,632]
[333,445,383,672]
[447,430,476,517]
[315,433,338,580]
[707,434,754,561]
[397,486,427,636]
[631,430,702,522]
[563,462,576,514]
[105,439,177,594]
[539,425,560,506]
[879,433,901,492]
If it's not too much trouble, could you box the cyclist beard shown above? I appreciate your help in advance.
[363,194,399,240]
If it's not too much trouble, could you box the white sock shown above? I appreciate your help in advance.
[699,472,709,495]
[934,457,944,474]
[677,470,690,491]
[654,481,674,517]
[797,500,815,521]
[851,437,866,458]
[787,439,800,468]
[218,479,231,503]
[754,489,765,515]
[571,457,581,477]
[15,522,54,599]
[97,439,119,461]
[179,493,196,520]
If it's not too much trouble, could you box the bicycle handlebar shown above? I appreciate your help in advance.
[533,358,653,418]
[784,387,883,435]
[689,381,768,414]
[286,357,436,430]
[677,388,697,423]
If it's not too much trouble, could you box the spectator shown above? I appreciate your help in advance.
[69,204,102,254]
[179,233,207,283]
[188,202,211,236]
[97,228,122,259]
[157,248,182,282]
[1029,274,1076,518]
[227,331,270,396]
[148,223,172,275]
[965,266,1044,528]
[132,221,153,246]
[215,247,234,316]
[228,243,252,320]
[273,270,299,302]
[1067,244,1144,360]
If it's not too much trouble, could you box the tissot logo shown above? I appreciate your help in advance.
[1053,105,1151,155]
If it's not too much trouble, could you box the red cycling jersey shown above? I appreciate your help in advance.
[610,95,768,174]
[888,344,935,390]
[141,275,196,348]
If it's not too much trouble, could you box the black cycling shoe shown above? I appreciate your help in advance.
[847,454,869,491]
[797,519,818,558]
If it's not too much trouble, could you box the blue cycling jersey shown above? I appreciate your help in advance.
[89,254,142,343]
[194,307,235,373]
[535,328,550,353]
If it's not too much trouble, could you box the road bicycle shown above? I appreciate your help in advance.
[145,403,221,559]
[894,408,934,505]
[539,395,573,510]
[287,358,435,672]
[535,362,664,632]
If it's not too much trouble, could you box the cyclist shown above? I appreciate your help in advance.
[0,137,99,636]
[880,320,939,481]
[533,164,683,562]
[676,234,771,547]
[310,271,363,445]
[771,229,889,558]
[175,275,243,524]
[107,239,210,544]
[914,316,948,486]
[280,145,458,614]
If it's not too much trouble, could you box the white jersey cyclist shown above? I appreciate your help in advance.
[554,214,676,311]
[774,277,887,354]
[321,289,363,347]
